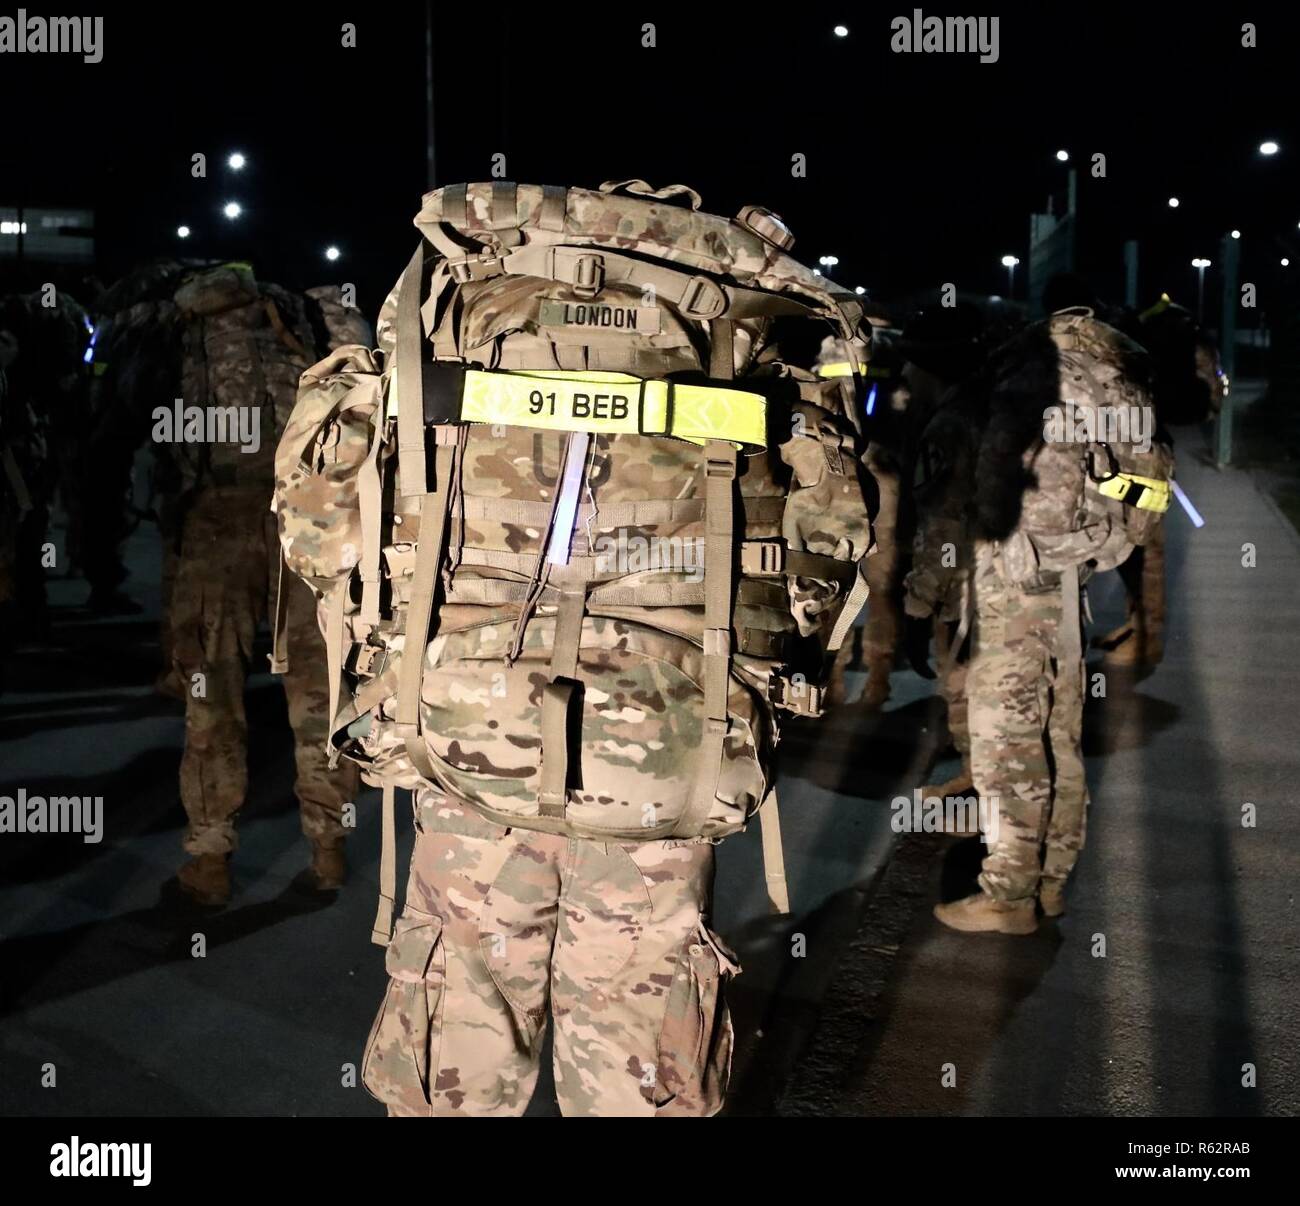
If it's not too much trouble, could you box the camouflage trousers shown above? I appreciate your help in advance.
[171,489,358,856]
[362,794,738,1117]
[934,620,970,759]
[968,572,1088,901]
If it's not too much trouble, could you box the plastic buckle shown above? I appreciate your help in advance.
[679,276,727,320]
[769,672,824,717]
[570,253,605,298]
[352,641,387,679]
[741,541,785,575]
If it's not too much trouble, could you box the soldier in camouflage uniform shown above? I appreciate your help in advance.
[897,305,986,799]
[166,266,363,905]
[934,316,1102,933]
[365,792,736,1116]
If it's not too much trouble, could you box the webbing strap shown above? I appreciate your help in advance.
[827,566,871,653]
[759,786,791,915]
[371,781,397,946]
[492,242,820,322]
[674,439,737,837]
[538,588,587,819]
[357,408,387,627]
[709,317,735,379]
[417,367,767,452]
[395,243,430,496]
[323,576,349,768]
[490,181,516,229]
[395,441,459,781]
[816,360,871,378]
[539,185,567,232]
[1096,471,1171,513]
[269,548,291,674]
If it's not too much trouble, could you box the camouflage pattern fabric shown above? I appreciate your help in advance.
[362,794,736,1116]
[171,490,358,855]
[967,553,1088,900]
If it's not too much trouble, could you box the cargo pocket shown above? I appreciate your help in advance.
[654,919,740,1117]
[361,909,446,1116]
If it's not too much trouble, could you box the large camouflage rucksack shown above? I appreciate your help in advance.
[172,263,318,494]
[274,180,876,939]
[989,307,1173,586]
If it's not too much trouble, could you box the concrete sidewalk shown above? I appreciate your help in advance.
[784,418,1300,1116]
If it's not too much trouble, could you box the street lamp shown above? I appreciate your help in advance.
[854,286,865,295]
[1168,197,1180,208]
[1001,254,1019,297]
[1055,149,1069,162]
[177,225,191,239]
[325,246,341,262]
[228,152,247,170]
[834,25,849,37]
[1191,258,1211,322]
[1259,141,1280,156]
[223,202,242,219]
[818,255,839,278]
[1231,229,1241,239]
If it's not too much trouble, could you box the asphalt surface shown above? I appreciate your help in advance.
[785,400,1300,1117]
[2,396,1295,1117]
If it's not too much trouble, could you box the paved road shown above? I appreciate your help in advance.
[784,405,1300,1117]
[3,404,1294,1117]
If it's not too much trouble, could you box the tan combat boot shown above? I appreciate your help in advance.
[1038,881,1066,918]
[307,842,347,891]
[177,853,231,906]
[934,892,1037,934]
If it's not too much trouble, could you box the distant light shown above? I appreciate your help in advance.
[833,25,849,37]
[1191,258,1211,268]
[1055,149,1069,162]
[854,285,865,295]
[325,246,341,262]
[223,202,242,220]
[989,294,1002,302]
[818,255,839,266]
[177,225,191,239]
[228,152,247,170]
[1259,141,1280,156]
[1231,229,1241,239]
[1001,255,1019,267]
[812,267,822,276]
[1168,197,1180,208]
[1283,258,1292,267]
[0,220,28,234]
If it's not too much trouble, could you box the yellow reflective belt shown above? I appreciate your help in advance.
[391,367,767,451]
[816,360,869,378]
[1097,472,1171,513]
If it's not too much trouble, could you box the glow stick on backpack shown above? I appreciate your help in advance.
[1171,480,1205,528]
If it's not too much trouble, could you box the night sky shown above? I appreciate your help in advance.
[4,3,1298,321]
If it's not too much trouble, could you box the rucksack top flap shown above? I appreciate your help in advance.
[412,182,862,336]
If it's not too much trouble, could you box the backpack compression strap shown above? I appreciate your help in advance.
[390,364,768,453]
